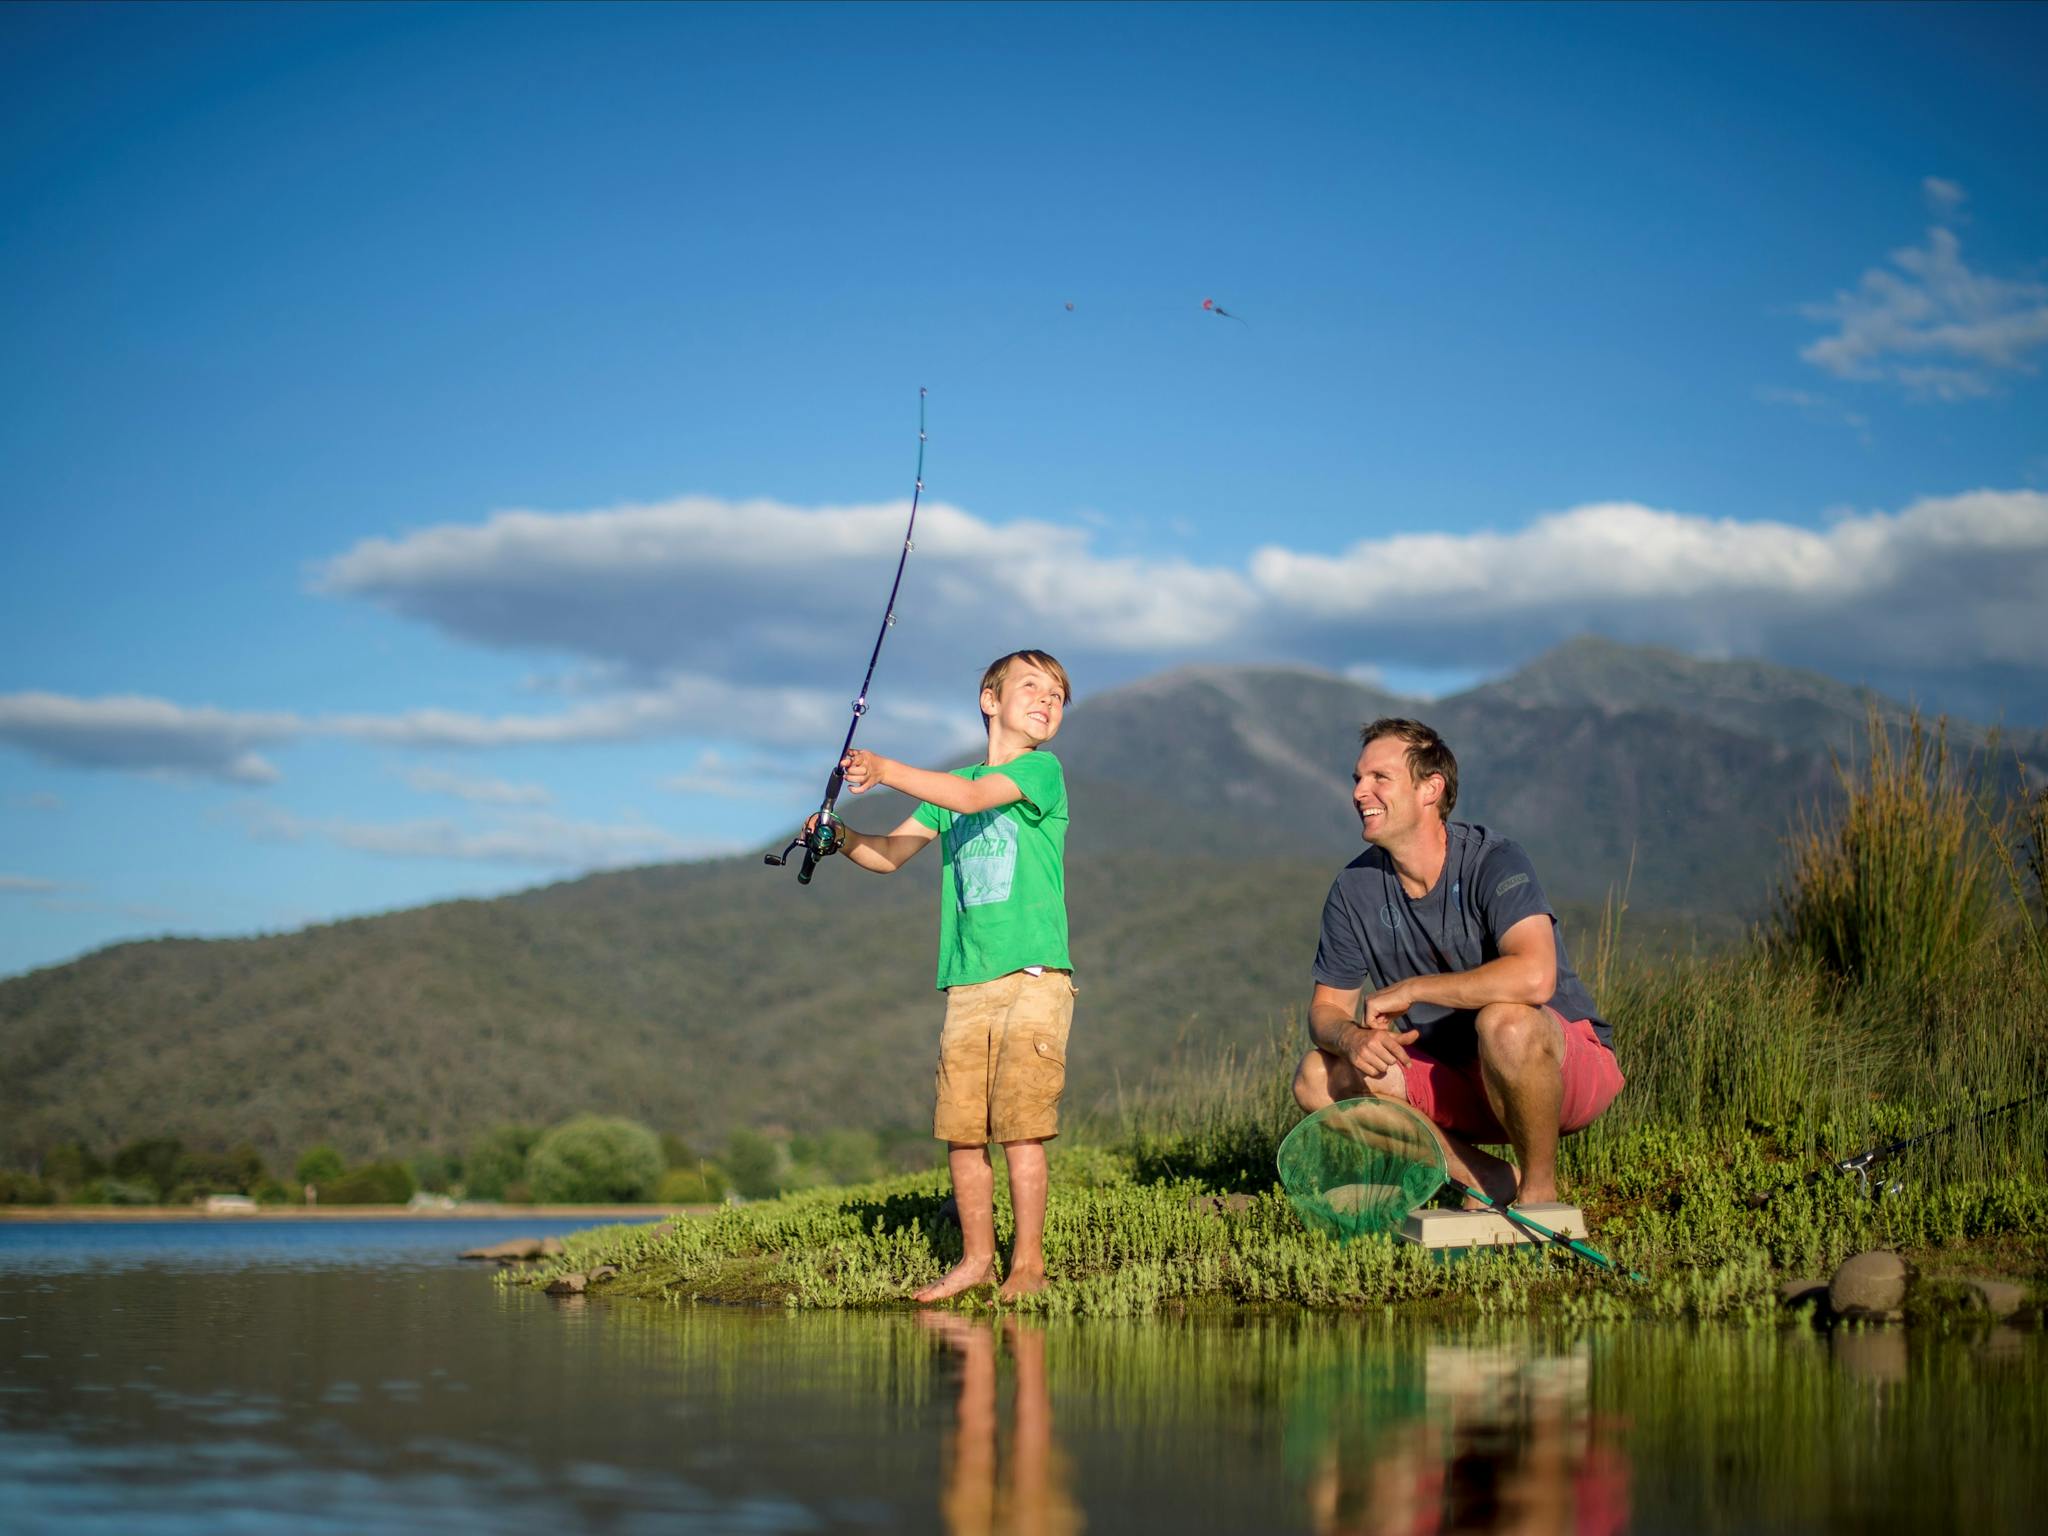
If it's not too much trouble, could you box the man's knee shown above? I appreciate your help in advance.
[1474,1003,1564,1069]
[1293,1048,1332,1110]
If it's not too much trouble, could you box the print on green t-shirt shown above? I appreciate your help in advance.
[911,750,1071,988]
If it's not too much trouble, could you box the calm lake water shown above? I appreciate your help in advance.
[1,1220,2039,1534]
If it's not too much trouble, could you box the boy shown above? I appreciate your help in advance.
[811,650,1075,1301]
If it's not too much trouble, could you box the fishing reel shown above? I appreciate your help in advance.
[764,806,843,885]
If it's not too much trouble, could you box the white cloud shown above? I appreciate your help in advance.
[314,495,1257,680]
[0,693,292,784]
[1,873,64,893]
[661,749,814,801]
[1922,177,1967,219]
[245,805,719,868]
[1248,490,2048,677]
[7,490,2046,788]
[398,765,552,806]
[1801,224,2048,398]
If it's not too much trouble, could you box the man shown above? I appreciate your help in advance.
[1292,718,1623,1206]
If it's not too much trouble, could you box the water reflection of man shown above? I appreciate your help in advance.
[921,1311,1083,1536]
[1304,1344,1628,1536]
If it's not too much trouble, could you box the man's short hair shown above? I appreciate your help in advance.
[980,650,1073,726]
[1359,717,1458,817]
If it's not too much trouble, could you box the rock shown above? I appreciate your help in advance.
[1960,1277,2027,1321]
[539,1237,566,1257]
[545,1272,588,1296]
[1778,1278,1829,1312]
[590,1265,619,1282]
[460,1237,545,1262]
[1829,1250,1908,1319]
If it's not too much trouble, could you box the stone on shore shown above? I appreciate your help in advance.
[1959,1277,2026,1320]
[1777,1278,1829,1312]
[460,1237,548,1263]
[546,1272,588,1296]
[1829,1249,1909,1321]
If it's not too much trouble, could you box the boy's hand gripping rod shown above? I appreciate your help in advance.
[765,388,927,886]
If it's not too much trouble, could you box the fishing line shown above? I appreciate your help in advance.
[765,387,928,886]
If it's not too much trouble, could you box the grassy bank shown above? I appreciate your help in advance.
[516,715,2048,1320]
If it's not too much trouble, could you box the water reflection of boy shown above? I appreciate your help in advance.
[920,1311,1082,1536]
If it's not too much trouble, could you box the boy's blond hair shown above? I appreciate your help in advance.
[978,650,1073,727]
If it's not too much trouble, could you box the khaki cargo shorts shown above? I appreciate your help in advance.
[933,968,1077,1144]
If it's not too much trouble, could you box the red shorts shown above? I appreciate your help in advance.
[1404,1009,1623,1142]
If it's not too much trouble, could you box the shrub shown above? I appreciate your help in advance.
[409,1150,458,1193]
[464,1124,538,1200]
[527,1115,663,1204]
[79,1176,158,1206]
[41,1141,105,1192]
[654,1165,726,1205]
[319,1162,417,1205]
[177,1144,267,1195]
[0,1171,55,1205]
[111,1137,184,1200]
[295,1146,346,1185]
[1777,711,1994,995]
[722,1128,785,1200]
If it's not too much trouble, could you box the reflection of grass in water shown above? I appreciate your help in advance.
[528,718,2048,1317]
[577,1302,2046,1533]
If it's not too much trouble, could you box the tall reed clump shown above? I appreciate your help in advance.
[1775,709,1995,998]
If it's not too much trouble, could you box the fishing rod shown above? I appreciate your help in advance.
[1747,1087,2047,1207]
[1455,1183,1644,1283]
[764,387,928,886]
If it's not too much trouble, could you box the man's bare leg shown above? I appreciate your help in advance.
[916,1142,997,1302]
[1293,1047,1520,1206]
[1473,1003,1567,1205]
[997,1138,1049,1300]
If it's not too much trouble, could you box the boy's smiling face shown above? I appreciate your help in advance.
[982,666,1065,747]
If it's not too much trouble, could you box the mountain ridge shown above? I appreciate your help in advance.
[4,639,2041,1165]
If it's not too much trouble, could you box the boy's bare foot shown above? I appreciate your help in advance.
[914,1255,996,1303]
[997,1264,1046,1301]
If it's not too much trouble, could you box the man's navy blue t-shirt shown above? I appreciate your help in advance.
[1311,822,1610,1063]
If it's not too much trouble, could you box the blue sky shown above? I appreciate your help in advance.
[3,1,2045,977]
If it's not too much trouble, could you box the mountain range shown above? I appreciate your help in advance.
[5,637,2041,1166]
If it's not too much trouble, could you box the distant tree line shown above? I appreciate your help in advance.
[0,1116,940,1206]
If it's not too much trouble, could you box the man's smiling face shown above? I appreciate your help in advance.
[1352,734,1433,845]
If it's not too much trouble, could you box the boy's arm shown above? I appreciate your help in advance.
[841,749,1026,817]
[832,812,938,874]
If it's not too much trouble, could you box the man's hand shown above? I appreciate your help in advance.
[1343,1021,1418,1080]
[1363,978,1417,1032]
[1343,979,1419,1079]
[841,749,896,794]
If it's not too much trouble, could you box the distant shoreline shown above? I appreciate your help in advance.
[0,1204,713,1223]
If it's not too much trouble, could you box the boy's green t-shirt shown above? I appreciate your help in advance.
[911,749,1071,989]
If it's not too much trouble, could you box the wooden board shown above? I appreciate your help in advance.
[1398,1204,1587,1250]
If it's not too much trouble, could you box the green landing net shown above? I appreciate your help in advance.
[1276,1097,1449,1243]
